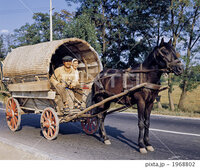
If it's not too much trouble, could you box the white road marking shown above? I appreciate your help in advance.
[150,128,200,137]
[122,111,200,120]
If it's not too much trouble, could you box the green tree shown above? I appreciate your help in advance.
[1,33,16,56]
[65,14,101,54]
[0,35,4,58]
[125,0,170,67]
[69,0,111,66]
[32,10,73,41]
[14,23,40,46]
[10,9,101,58]
[68,0,170,68]
[178,0,200,110]
[164,0,193,111]
[13,10,73,46]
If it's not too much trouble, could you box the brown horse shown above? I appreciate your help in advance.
[91,38,183,154]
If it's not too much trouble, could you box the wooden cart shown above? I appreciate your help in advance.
[0,38,152,140]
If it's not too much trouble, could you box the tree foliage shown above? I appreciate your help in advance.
[65,14,101,54]
[177,0,200,110]
[13,10,73,46]
[0,35,4,58]
[11,10,100,54]
[67,0,170,68]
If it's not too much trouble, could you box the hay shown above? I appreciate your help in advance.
[3,38,102,78]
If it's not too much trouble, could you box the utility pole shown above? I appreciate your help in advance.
[50,0,53,41]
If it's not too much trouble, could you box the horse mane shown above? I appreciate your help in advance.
[141,46,159,68]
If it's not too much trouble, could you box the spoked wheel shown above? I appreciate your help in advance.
[40,107,59,140]
[81,113,99,134]
[81,92,99,134]
[6,97,21,132]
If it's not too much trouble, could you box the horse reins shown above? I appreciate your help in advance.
[154,46,181,72]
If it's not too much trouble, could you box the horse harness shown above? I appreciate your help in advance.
[154,46,182,71]
[93,68,166,99]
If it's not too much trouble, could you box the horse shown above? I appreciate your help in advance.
[90,38,183,154]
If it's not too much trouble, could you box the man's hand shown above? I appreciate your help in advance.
[68,84,75,89]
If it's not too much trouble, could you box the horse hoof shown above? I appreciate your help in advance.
[139,148,147,154]
[146,146,154,152]
[104,140,111,145]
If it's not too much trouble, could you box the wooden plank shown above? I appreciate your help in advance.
[8,80,50,92]
[20,107,43,113]
[12,91,56,99]
[125,69,168,73]
[80,105,129,118]
[0,90,11,96]
[62,83,147,122]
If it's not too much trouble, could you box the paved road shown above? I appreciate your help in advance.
[0,103,200,160]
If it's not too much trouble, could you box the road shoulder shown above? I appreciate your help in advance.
[0,137,49,160]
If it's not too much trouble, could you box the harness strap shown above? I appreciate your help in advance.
[144,83,162,90]
[156,47,181,71]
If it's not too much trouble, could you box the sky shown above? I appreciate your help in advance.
[0,0,79,34]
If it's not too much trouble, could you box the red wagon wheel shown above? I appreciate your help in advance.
[81,92,99,134]
[40,107,59,140]
[81,114,99,134]
[6,97,21,132]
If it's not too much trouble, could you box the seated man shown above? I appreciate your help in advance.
[50,56,77,112]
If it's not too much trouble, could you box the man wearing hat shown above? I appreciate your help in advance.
[50,56,78,112]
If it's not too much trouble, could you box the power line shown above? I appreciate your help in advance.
[0,7,49,15]
[18,0,34,14]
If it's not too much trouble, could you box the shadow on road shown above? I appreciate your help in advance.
[21,114,41,129]
[59,122,83,135]
[105,126,139,151]
[87,125,139,152]
[21,114,83,135]
[18,113,139,152]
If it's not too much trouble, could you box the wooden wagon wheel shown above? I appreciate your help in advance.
[81,115,99,134]
[6,97,21,132]
[40,107,59,140]
[81,93,99,134]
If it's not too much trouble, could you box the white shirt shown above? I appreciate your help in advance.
[74,69,79,85]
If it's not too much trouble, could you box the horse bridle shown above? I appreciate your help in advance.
[154,46,181,72]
